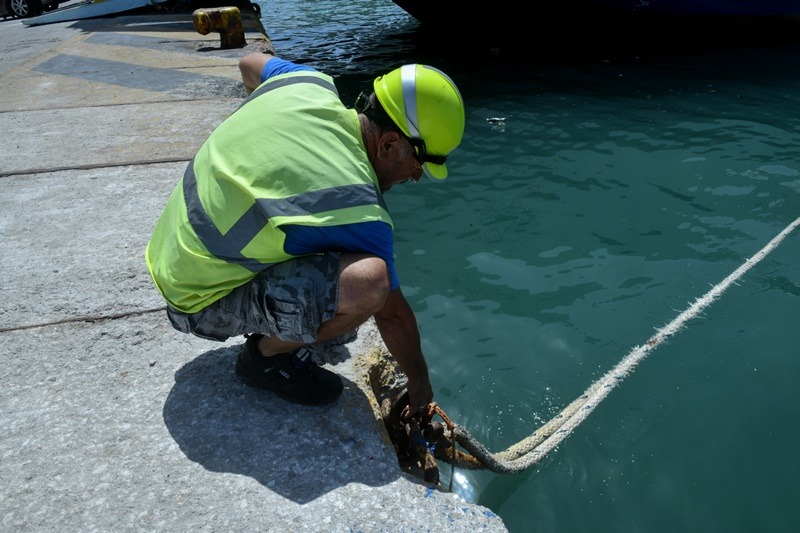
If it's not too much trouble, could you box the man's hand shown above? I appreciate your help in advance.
[406,374,434,417]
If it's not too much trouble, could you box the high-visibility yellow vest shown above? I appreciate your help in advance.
[146,71,393,313]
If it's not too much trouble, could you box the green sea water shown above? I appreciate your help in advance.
[256,2,800,531]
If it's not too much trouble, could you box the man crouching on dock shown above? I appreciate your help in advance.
[145,51,465,412]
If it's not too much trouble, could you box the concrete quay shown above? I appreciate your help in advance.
[0,7,507,531]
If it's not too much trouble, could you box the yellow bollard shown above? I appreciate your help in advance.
[193,6,247,49]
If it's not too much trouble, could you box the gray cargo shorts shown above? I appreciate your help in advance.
[166,253,355,349]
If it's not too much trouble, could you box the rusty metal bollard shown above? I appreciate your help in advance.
[193,6,246,49]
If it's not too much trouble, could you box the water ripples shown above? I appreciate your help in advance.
[252,2,800,529]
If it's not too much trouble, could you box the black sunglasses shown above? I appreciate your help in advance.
[405,135,447,167]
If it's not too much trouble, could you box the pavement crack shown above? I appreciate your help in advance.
[0,307,166,333]
[0,158,191,178]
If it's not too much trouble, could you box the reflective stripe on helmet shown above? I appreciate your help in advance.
[401,64,421,140]
[400,65,439,180]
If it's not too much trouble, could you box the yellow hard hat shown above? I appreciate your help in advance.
[373,64,465,180]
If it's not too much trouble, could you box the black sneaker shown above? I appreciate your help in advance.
[235,334,343,405]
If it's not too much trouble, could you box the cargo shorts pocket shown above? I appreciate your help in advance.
[262,278,320,344]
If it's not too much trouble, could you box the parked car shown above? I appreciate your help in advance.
[1,0,60,19]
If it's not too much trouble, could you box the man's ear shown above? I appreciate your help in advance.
[378,130,402,159]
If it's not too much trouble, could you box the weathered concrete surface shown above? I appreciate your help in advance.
[0,7,507,532]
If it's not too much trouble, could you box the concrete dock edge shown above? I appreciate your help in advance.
[0,6,508,531]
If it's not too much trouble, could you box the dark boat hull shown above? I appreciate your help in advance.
[392,0,800,50]
[393,0,800,25]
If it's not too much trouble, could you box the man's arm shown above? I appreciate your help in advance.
[238,51,275,95]
[239,52,317,95]
[374,288,433,414]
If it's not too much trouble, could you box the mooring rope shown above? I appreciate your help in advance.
[448,215,800,474]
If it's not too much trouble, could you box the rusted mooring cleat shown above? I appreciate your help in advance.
[382,389,456,486]
[193,6,246,49]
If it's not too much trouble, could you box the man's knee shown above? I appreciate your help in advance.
[338,255,390,312]
[361,256,391,303]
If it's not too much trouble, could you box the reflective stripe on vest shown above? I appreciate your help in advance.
[234,74,340,115]
[183,74,387,273]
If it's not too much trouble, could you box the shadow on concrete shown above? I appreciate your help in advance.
[163,345,399,503]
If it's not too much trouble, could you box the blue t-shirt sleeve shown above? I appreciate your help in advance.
[282,222,400,290]
[261,57,316,83]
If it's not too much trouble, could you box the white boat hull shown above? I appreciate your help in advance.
[23,0,159,26]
